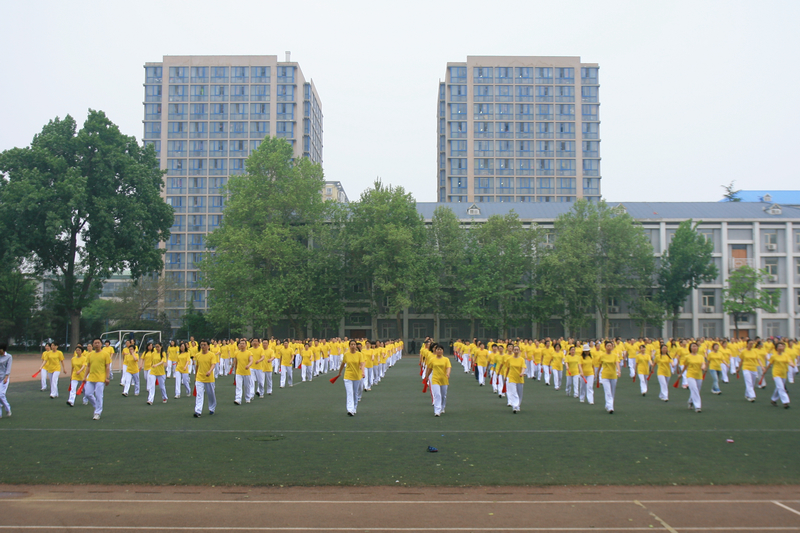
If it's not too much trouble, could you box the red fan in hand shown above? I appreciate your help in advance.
[330,375,340,384]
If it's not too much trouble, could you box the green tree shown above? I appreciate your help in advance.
[344,180,426,339]
[550,201,655,338]
[175,302,221,340]
[201,137,338,337]
[0,263,39,345]
[721,181,742,202]
[723,265,779,337]
[656,219,718,336]
[0,111,173,348]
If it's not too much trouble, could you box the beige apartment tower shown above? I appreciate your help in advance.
[142,54,323,330]
[437,56,600,204]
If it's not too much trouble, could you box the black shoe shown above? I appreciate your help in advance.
[772,400,778,406]
[209,411,215,415]
[609,410,614,414]
[193,413,201,417]
[347,412,354,416]
[785,404,790,409]
[66,401,73,407]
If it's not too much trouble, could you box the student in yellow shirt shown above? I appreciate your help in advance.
[541,340,554,386]
[174,342,192,399]
[550,342,565,391]
[259,339,275,395]
[684,342,706,413]
[39,342,66,399]
[335,339,366,416]
[121,340,140,397]
[423,343,451,417]
[578,345,594,404]
[740,340,762,402]
[300,342,314,382]
[474,342,489,386]
[634,344,652,396]
[194,339,218,417]
[277,340,294,388]
[599,340,621,414]
[39,343,52,391]
[564,345,582,399]
[85,338,112,420]
[504,345,526,413]
[147,343,168,405]
[768,341,795,408]
[232,339,253,404]
[707,343,725,395]
[654,344,673,402]
[66,346,88,407]
[166,340,179,378]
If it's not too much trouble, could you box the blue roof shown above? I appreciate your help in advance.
[416,201,800,222]
[720,190,800,205]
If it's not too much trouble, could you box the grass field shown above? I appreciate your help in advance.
[0,356,798,486]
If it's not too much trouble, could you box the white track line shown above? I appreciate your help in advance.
[634,499,678,533]
[1,428,799,434]
[7,499,799,504]
[774,501,800,517]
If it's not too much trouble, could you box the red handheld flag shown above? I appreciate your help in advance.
[68,384,72,392]
[673,377,681,388]
[422,380,428,393]
[329,375,340,384]
[582,376,588,384]
[502,382,507,394]
[32,370,41,378]
[76,382,86,395]
[192,385,197,397]
[632,374,637,383]
[646,368,655,382]
[595,376,600,388]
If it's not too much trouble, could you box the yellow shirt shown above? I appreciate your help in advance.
[741,349,760,372]
[506,356,526,384]
[550,351,564,371]
[685,354,704,380]
[123,350,140,374]
[70,354,88,381]
[635,352,651,375]
[235,349,253,376]
[176,351,192,374]
[195,350,217,383]
[150,352,167,376]
[656,354,673,377]
[475,348,489,367]
[167,346,179,362]
[707,350,723,371]
[580,355,594,376]
[251,346,265,371]
[300,349,314,366]
[262,347,275,372]
[277,346,294,366]
[429,356,451,386]
[86,350,111,382]
[565,353,581,376]
[43,350,64,373]
[599,352,618,380]
[771,353,792,379]
[142,351,155,371]
[364,348,375,368]
[343,351,365,381]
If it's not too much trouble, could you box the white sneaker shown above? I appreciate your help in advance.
[92,414,100,420]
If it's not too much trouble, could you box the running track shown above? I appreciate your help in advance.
[2,485,800,531]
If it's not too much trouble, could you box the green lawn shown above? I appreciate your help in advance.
[0,357,797,486]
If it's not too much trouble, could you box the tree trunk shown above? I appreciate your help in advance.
[671,306,680,339]
[396,311,403,344]
[433,313,440,343]
[69,308,81,350]
[469,318,475,340]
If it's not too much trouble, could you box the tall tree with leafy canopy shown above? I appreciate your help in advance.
[202,137,340,337]
[0,111,173,347]
[343,180,426,339]
[550,200,655,338]
[723,265,779,338]
[656,219,717,336]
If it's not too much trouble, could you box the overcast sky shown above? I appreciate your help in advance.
[1,0,798,204]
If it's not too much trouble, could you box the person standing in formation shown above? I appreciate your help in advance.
[233,339,253,405]
[277,340,294,388]
[194,340,217,417]
[66,345,87,407]
[166,340,179,379]
[599,340,621,414]
[768,341,794,409]
[335,339,366,416]
[684,341,706,413]
[654,344,673,402]
[121,340,140,397]
[147,343,168,405]
[174,342,192,399]
[503,344,525,413]
[578,345,594,404]
[423,343,451,417]
[260,339,275,396]
[38,342,66,399]
[0,344,12,419]
[634,344,652,396]
[84,338,111,420]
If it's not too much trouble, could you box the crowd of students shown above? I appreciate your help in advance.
[418,336,798,416]
[11,336,403,420]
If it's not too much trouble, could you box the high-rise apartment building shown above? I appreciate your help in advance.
[142,55,323,328]
[437,56,600,204]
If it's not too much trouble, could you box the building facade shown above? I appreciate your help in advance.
[142,55,323,328]
[339,201,800,344]
[437,56,600,204]
[323,181,349,203]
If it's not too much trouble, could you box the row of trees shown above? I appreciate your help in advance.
[202,138,779,340]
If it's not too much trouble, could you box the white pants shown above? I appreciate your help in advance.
[628,358,636,378]
[195,382,216,414]
[743,369,757,400]
[235,374,252,403]
[302,365,313,382]
[721,363,730,383]
[175,371,190,397]
[143,370,151,391]
[431,384,448,415]
[567,375,580,397]
[639,374,648,395]
[788,365,796,384]
[344,379,358,414]
[687,377,702,410]
[507,382,523,410]
[771,376,790,405]
[543,365,551,384]
[579,375,594,404]
[253,369,265,396]
[658,375,669,401]
[0,379,10,415]
[526,360,534,379]
[123,372,140,395]
[49,371,60,397]
[265,371,273,394]
[85,381,105,416]
[68,379,87,405]
[147,375,167,403]
[601,378,616,412]
[730,357,740,375]
[166,361,175,378]
[477,366,486,385]
[280,365,293,387]
[552,369,561,389]
[272,358,280,374]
